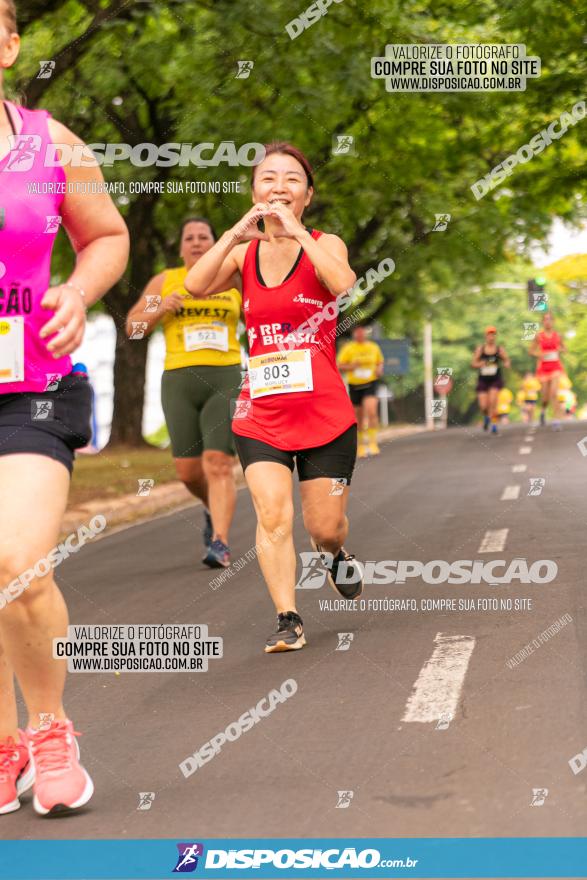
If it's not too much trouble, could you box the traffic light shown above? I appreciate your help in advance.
[527,276,548,311]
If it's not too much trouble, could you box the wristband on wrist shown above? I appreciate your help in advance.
[63,281,87,308]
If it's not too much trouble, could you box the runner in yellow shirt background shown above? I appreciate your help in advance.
[337,325,384,458]
[519,371,541,424]
[126,217,242,569]
[496,387,513,424]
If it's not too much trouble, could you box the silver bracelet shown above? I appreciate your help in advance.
[64,281,87,308]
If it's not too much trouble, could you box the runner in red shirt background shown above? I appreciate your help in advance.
[185,142,365,652]
[529,312,566,429]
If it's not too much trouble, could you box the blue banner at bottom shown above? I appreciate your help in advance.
[0,838,586,879]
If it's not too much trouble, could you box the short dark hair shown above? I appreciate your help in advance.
[180,216,216,241]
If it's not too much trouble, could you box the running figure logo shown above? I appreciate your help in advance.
[336,790,354,809]
[44,373,61,391]
[530,788,548,807]
[137,791,155,811]
[329,477,347,496]
[38,713,54,731]
[295,551,334,589]
[5,134,42,172]
[235,61,254,79]
[37,60,56,79]
[336,633,354,652]
[432,213,451,231]
[522,322,539,340]
[144,295,162,313]
[130,321,148,340]
[173,843,204,873]
[431,399,446,417]
[31,400,54,420]
[435,712,453,731]
[530,291,548,311]
[528,478,545,496]
[332,135,355,156]
[435,367,452,387]
[137,479,155,497]
[232,399,252,420]
[44,216,62,233]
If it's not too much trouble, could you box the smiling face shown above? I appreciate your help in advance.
[180,221,215,269]
[252,152,313,219]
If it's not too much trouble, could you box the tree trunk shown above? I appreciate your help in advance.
[105,310,150,447]
[103,194,160,447]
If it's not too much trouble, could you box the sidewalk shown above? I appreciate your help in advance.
[61,423,429,537]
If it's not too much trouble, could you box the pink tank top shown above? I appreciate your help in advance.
[0,101,72,393]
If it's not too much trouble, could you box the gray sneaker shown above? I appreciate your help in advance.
[265,612,306,653]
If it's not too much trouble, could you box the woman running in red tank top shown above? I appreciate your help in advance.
[185,142,364,653]
[529,312,566,428]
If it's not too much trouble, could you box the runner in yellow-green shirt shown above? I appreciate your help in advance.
[126,217,242,568]
[519,371,541,424]
[337,326,384,458]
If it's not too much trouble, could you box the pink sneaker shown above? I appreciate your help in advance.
[27,719,94,815]
[0,730,34,814]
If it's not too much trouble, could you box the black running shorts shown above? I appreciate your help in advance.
[0,372,93,474]
[234,424,357,484]
[349,381,378,406]
[476,376,504,393]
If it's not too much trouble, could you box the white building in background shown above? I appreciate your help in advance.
[71,315,166,449]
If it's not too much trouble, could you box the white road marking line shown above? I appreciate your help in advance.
[524,436,534,442]
[402,633,476,723]
[519,446,532,455]
[478,528,509,553]
[501,485,520,501]
[512,464,527,473]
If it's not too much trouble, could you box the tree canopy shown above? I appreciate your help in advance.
[9,0,587,438]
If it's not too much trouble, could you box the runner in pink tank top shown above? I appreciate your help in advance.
[0,101,72,392]
[0,1,128,818]
[185,142,366,654]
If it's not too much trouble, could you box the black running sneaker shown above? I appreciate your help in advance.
[311,538,364,600]
[202,508,213,548]
[265,612,306,653]
[202,539,230,569]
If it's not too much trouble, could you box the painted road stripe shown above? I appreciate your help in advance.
[524,436,534,442]
[519,446,532,455]
[402,633,476,723]
[501,485,520,501]
[478,528,508,553]
[512,464,527,473]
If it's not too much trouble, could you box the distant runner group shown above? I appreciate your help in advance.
[472,314,575,434]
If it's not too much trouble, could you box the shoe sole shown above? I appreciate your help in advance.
[33,767,94,816]
[202,554,230,569]
[0,761,35,815]
[310,539,364,600]
[265,635,306,653]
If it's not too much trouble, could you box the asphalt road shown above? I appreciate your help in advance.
[4,419,587,844]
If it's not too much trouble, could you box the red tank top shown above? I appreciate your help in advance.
[232,230,356,449]
[538,330,560,353]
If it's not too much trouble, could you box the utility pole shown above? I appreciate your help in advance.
[424,320,434,429]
